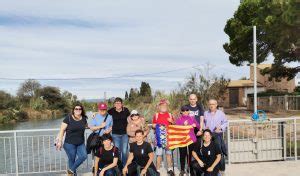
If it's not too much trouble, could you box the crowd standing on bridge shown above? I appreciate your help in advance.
[56,94,228,176]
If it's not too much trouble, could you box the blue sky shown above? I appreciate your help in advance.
[0,0,253,99]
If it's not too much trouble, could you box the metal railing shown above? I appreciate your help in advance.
[227,117,300,164]
[0,129,180,175]
[0,117,299,175]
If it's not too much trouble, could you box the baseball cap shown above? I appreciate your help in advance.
[98,102,108,110]
[130,110,139,116]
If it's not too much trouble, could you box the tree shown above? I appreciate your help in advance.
[224,0,300,80]
[139,82,152,97]
[38,86,63,110]
[17,79,41,103]
[0,91,17,110]
[125,91,129,100]
[180,73,230,107]
[128,88,139,102]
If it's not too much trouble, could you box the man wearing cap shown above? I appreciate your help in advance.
[89,102,113,136]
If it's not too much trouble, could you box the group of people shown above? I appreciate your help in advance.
[55,94,228,176]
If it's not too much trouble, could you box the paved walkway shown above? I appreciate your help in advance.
[226,161,300,176]
[63,161,300,176]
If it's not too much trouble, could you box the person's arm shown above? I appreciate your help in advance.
[123,152,134,174]
[175,116,182,125]
[192,116,200,129]
[140,152,154,175]
[167,113,175,124]
[126,122,135,137]
[56,122,67,150]
[90,116,106,131]
[192,151,204,167]
[207,154,221,172]
[94,156,100,176]
[199,116,204,131]
[104,117,113,134]
[152,115,157,129]
[101,158,118,173]
[220,112,228,131]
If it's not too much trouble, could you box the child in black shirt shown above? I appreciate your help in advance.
[94,134,121,176]
[123,130,158,176]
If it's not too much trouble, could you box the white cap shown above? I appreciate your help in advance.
[130,110,139,116]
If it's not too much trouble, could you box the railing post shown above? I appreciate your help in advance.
[294,118,297,161]
[227,121,231,165]
[14,131,19,176]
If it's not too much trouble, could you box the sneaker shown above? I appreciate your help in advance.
[67,169,74,176]
[179,170,186,176]
[167,170,175,176]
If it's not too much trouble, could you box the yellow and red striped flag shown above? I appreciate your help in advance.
[167,125,194,150]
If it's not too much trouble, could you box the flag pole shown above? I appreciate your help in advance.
[187,145,191,176]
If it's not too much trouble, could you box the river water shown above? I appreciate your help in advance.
[0,111,94,131]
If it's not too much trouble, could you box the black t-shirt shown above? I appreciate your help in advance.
[129,142,154,167]
[193,141,221,168]
[108,107,130,135]
[187,104,204,135]
[63,115,87,145]
[95,146,119,166]
[187,104,204,124]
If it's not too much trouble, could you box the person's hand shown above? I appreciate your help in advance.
[99,170,105,176]
[198,160,204,167]
[196,131,203,136]
[140,168,147,175]
[192,123,196,128]
[90,126,98,131]
[100,122,106,128]
[167,117,173,123]
[184,120,188,125]
[122,166,128,175]
[207,166,214,172]
[55,141,62,151]
[215,126,222,133]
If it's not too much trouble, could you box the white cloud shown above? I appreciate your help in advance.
[0,0,244,99]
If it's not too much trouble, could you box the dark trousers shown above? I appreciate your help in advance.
[191,160,219,176]
[213,133,226,171]
[179,143,194,172]
[127,162,158,176]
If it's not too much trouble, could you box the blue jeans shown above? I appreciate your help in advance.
[112,134,128,166]
[63,142,87,173]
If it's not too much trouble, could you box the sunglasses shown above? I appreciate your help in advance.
[74,108,82,111]
[181,109,189,112]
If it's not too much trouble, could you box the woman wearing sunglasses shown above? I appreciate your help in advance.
[176,105,199,176]
[56,104,88,176]
[126,110,149,143]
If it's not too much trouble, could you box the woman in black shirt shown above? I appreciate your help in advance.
[56,104,88,176]
[191,129,221,176]
[108,97,130,166]
[123,129,158,176]
[94,134,121,176]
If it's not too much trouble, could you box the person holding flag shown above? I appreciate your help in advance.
[152,99,175,175]
[175,105,200,176]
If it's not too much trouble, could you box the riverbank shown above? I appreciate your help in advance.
[0,108,64,124]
